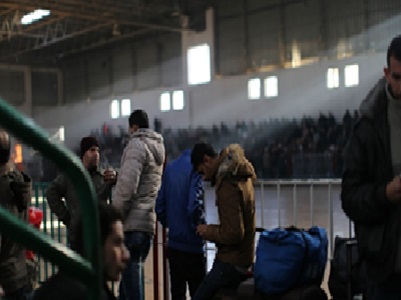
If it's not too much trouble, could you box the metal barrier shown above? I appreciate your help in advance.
[31,183,67,282]
[0,99,102,300]
[154,178,346,299]
[31,178,346,299]
[253,179,343,257]
[202,179,344,273]
[31,182,154,298]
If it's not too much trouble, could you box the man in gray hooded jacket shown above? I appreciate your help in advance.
[113,109,165,300]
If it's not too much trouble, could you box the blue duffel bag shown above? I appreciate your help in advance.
[254,226,328,295]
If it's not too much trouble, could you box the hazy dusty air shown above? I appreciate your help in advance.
[1,1,401,298]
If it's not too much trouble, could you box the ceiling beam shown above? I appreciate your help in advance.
[0,22,111,60]
[0,16,64,43]
[0,8,14,17]
[0,1,188,33]
[59,27,153,57]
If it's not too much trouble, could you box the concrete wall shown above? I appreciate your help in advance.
[29,50,385,148]
[216,0,401,74]
[0,0,398,148]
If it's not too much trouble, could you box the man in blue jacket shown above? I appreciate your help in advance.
[156,149,206,300]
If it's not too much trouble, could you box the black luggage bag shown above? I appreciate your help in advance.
[237,278,327,300]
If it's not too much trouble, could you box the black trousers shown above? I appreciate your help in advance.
[167,247,206,300]
[4,287,27,300]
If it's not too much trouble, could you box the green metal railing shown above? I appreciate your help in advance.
[31,182,118,294]
[32,182,66,282]
[0,99,102,300]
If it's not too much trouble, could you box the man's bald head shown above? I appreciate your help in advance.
[0,129,11,164]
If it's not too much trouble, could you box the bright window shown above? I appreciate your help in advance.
[264,76,278,98]
[172,90,185,110]
[187,44,211,85]
[327,68,339,89]
[59,126,65,142]
[248,78,261,100]
[121,99,131,116]
[110,99,120,119]
[160,92,171,111]
[344,64,359,87]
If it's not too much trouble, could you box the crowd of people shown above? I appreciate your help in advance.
[1,108,257,300]
[83,109,359,180]
[28,109,358,183]
[3,34,401,300]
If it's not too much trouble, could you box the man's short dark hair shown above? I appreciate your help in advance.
[387,35,401,67]
[73,203,123,256]
[129,109,149,129]
[79,136,99,159]
[191,143,217,170]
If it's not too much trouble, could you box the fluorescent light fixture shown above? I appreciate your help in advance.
[21,9,51,25]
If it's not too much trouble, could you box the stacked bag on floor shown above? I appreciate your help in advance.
[328,236,367,300]
[253,226,328,300]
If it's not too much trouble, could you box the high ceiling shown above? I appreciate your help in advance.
[0,0,213,66]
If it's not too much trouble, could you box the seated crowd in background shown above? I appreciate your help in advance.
[29,109,359,182]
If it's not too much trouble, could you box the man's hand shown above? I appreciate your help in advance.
[196,224,208,238]
[103,168,117,184]
[386,175,401,203]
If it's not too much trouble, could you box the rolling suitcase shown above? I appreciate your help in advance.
[328,221,367,300]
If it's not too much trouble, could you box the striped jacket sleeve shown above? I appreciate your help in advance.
[188,172,206,229]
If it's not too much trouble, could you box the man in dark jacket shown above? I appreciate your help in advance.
[45,136,116,246]
[342,35,401,299]
[191,143,256,300]
[32,203,130,300]
[0,129,31,300]
[156,149,206,300]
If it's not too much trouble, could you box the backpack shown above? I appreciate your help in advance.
[254,226,328,295]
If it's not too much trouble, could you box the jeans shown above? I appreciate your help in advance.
[119,231,152,300]
[167,247,206,300]
[192,258,247,300]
